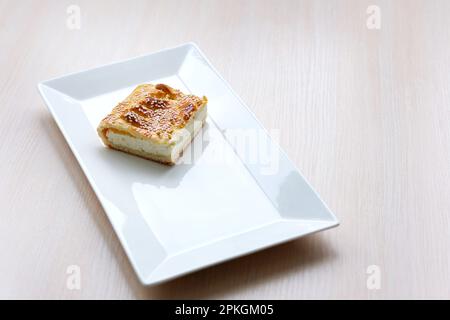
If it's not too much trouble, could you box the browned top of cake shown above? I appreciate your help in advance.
[98,83,207,143]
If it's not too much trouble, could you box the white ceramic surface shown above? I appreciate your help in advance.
[38,43,339,285]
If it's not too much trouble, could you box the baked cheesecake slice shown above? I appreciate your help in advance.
[97,83,207,165]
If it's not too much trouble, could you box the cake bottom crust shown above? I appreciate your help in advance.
[107,144,177,165]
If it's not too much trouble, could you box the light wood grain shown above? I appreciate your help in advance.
[1,0,450,299]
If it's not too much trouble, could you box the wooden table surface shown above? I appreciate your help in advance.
[1,0,450,299]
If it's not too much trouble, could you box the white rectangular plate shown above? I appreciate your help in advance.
[38,43,338,286]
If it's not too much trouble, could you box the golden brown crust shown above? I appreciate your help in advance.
[97,83,208,145]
